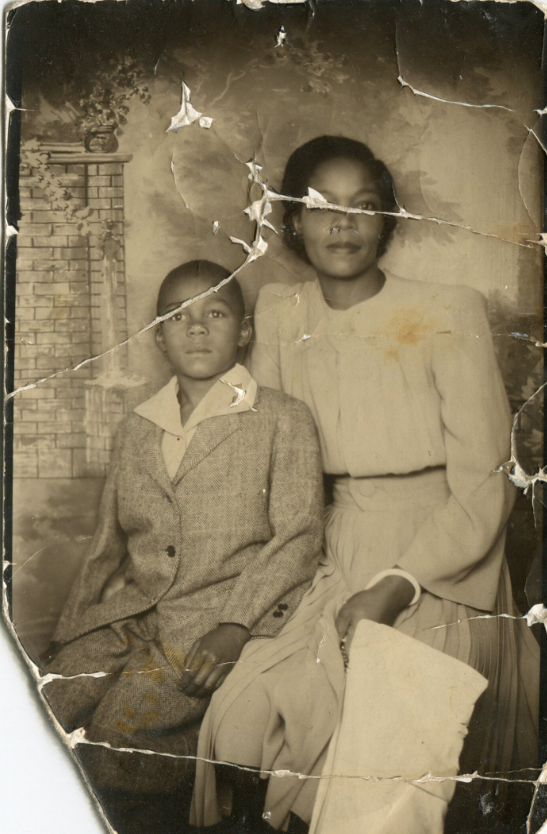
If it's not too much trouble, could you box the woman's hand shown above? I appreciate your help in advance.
[335,575,415,654]
[180,623,251,698]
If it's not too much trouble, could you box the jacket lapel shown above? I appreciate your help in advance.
[138,420,174,493]
[172,414,241,486]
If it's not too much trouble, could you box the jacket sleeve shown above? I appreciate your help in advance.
[52,424,129,643]
[397,287,516,611]
[219,399,324,636]
[248,284,285,390]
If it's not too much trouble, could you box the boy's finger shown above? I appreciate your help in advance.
[196,663,231,697]
[180,641,204,688]
[198,663,235,695]
[184,639,201,671]
[180,665,201,690]
[184,656,216,696]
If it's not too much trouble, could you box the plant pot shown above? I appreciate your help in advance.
[84,125,119,154]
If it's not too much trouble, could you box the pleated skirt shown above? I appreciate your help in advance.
[191,468,540,830]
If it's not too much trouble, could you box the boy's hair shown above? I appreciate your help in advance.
[157,260,246,320]
[280,135,398,262]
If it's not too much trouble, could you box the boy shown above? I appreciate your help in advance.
[43,261,324,833]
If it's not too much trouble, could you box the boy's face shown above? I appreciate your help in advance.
[156,274,251,381]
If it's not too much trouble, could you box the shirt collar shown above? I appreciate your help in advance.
[134,363,258,436]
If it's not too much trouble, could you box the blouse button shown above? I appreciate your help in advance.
[272,611,283,618]
[166,545,176,558]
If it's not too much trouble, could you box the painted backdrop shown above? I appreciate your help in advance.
[10,0,544,655]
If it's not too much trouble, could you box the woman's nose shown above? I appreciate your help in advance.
[187,321,208,335]
[337,212,356,230]
[329,212,356,233]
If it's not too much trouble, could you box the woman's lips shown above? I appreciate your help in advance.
[326,242,361,254]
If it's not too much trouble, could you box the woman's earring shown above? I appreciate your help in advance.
[282,223,299,238]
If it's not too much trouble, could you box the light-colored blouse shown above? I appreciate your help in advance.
[249,274,515,611]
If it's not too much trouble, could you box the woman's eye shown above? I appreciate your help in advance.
[356,201,380,212]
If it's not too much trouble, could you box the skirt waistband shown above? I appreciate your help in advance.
[331,466,449,511]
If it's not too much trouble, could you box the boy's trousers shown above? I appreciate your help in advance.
[43,610,207,794]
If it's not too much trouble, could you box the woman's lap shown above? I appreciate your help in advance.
[215,644,337,826]
[215,646,336,769]
[208,577,539,831]
[196,490,539,829]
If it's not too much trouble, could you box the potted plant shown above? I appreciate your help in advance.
[79,58,151,153]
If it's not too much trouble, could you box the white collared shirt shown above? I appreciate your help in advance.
[134,363,258,479]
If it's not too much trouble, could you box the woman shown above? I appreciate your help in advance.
[191,136,539,833]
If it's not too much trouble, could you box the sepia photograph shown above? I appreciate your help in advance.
[3,1,546,832]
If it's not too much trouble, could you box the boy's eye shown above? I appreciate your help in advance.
[172,312,187,322]
[208,309,225,318]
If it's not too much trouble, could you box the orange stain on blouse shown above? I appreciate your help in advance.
[379,307,437,359]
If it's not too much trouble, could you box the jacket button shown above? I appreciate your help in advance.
[166,545,176,558]
[273,611,283,618]
[278,603,289,611]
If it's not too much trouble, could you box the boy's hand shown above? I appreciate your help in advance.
[180,623,251,698]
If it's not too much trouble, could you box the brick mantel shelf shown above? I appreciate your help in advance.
[50,154,133,164]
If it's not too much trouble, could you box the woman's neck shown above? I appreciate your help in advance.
[317,266,385,311]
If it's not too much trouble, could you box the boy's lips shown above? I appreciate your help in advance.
[186,347,213,355]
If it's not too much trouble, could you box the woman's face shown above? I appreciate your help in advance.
[293,157,384,281]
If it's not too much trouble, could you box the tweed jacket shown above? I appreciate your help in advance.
[53,386,324,661]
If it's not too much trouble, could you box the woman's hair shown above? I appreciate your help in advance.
[280,136,398,261]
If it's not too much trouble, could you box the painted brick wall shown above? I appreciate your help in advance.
[14,151,134,478]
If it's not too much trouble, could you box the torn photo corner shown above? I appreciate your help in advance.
[3,0,546,832]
